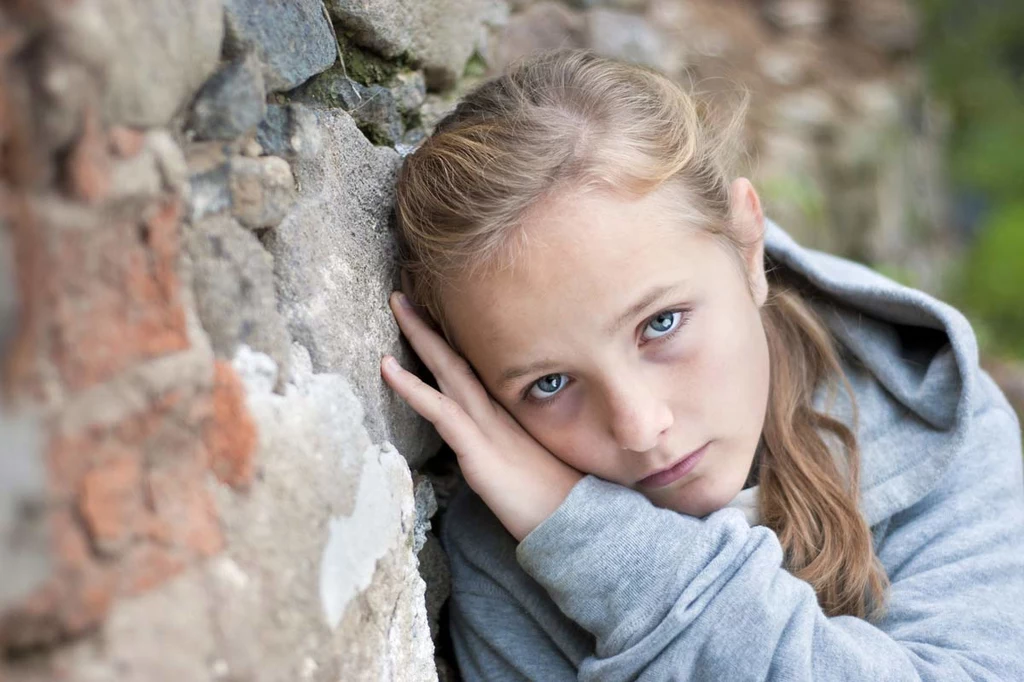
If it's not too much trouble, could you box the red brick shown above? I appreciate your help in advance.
[79,455,143,555]
[0,510,115,649]
[120,544,187,596]
[1,195,51,403]
[5,389,224,649]
[65,105,111,204]
[108,126,145,158]
[147,458,224,558]
[51,197,189,391]
[205,361,258,491]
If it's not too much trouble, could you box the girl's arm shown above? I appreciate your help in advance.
[515,404,1024,681]
[442,484,594,681]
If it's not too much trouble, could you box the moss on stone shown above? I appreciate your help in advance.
[401,107,423,132]
[289,64,348,108]
[463,50,488,79]
[357,122,395,147]
[335,27,416,86]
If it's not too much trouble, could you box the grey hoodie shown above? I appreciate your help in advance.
[439,219,1024,681]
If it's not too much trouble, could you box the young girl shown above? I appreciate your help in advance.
[380,48,1024,680]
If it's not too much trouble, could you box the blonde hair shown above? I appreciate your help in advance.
[395,48,889,620]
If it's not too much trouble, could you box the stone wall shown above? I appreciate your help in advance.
[0,0,941,680]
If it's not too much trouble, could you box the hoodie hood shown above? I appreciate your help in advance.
[762,219,980,526]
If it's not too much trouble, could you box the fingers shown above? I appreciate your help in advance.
[380,355,486,456]
[387,292,491,413]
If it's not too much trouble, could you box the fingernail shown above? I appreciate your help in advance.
[396,292,413,309]
[383,356,400,371]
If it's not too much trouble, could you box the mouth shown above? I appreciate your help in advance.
[637,442,710,489]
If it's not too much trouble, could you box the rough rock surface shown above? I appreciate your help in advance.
[267,109,441,467]
[100,0,223,127]
[188,53,267,141]
[0,410,50,613]
[185,215,292,380]
[256,104,324,161]
[227,155,297,230]
[291,68,405,146]
[32,346,436,681]
[327,0,508,90]
[223,0,338,92]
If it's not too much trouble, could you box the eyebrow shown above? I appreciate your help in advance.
[603,284,676,336]
[497,359,562,392]
[495,283,681,393]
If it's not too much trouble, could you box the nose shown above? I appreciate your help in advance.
[605,377,674,453]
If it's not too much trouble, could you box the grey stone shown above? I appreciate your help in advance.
[189,53,267,141]
[326,0,508,90]
[223,0,338,92]
[0,409,51,613]
[412,475,438,553]
[291,68,405,146]
[256,104,323,161]
[772,89,838,132]
[756,43,812,87]
[848,0,918,53]
[416,533,451,642]
[188,163,232,225]
[219,345,435,680]
[567,0,646,7]
[228,155,298,230]
[266,108,441,467]
[584,8,674,74]
[396,127,427,158]
[1,218,19,359]
[488,1,585,72]
[390,70,427,114]
[184,140,232,224]
[761,0,832,33]
[185,215,291,380]
[99,0,223,127]
[186,150,298,229]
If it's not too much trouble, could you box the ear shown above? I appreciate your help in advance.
[728,177,768,307]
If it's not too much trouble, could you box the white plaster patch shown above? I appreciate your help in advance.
[319,441,412,629]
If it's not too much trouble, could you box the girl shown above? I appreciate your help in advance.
[380,49,1024,680]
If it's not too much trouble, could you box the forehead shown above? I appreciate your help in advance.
[442,188,731,370]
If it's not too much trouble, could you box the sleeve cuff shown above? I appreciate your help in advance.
[514,474,716,649]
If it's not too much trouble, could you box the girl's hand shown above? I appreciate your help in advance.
[381,292,583,542]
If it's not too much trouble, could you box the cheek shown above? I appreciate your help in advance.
[689,304,769,421]
[515,399,616,477]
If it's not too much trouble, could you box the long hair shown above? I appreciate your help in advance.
[394,48,889,620]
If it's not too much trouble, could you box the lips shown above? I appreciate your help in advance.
[637,442,710,489]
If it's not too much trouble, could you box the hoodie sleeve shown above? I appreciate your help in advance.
[440,480,596,681]
[515,405,1024,682]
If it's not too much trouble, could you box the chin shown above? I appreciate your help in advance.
[663,473,744,519]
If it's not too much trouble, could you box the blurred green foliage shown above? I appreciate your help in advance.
[919,0,1024,357]
[956,203,1024,356]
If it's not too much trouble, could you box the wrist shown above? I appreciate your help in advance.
[508,466,583,542]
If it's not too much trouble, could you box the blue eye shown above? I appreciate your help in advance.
[528,373,569,400]
[642,311,683,340]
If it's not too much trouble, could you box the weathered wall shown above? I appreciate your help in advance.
[0,0,947,680]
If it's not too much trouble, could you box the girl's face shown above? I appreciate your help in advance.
[443,182,771,518]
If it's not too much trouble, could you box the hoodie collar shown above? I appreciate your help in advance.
[762,220,979,526]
